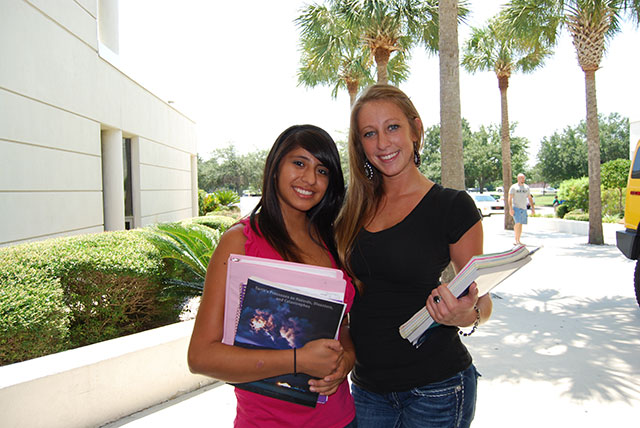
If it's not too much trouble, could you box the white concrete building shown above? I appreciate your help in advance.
[0,0,199,247]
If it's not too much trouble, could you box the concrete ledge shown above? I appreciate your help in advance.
[0,320,218,428]
[528,216,621,245]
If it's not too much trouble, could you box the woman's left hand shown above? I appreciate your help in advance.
[426,282,479,328]
[307,353,351,395]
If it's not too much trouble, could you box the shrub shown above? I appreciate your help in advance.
[0,231,178,365]
[0,245,68,365]
[556,204,570,219]
[603,214,623,223]
[143,222,221,295]
[214,189,241,207]
[212,206,241,218]
[198,189,220,216]
[558,177,589,211]
[188,215,237,232]
[564,210,589,221]
[602,187,625,217]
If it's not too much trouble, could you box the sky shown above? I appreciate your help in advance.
[118,0,640,163]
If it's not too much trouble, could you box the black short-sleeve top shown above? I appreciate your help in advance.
[349,184,482,392]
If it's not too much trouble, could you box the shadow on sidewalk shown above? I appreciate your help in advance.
[468,291,640,404]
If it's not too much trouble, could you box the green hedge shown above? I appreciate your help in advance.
[0,231,178,366]
[187,215,237,232]
[0,216,238,366]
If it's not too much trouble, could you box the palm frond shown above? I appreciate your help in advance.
[143,222,221,281]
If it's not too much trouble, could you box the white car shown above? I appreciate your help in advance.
[468,192,504,217]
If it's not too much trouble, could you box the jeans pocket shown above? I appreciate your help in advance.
[407,371,470,427]
[410,373,463,399]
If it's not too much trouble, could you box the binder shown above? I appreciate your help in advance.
[222,253,347,345]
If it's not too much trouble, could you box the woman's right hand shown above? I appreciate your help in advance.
[297,339,344,379]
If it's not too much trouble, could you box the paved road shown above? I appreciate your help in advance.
[106,215,640,428]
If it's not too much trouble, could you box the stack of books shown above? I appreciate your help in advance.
[223,254,347,407]
[399,245,539,347]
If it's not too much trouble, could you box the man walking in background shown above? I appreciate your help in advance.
[508,173,535,245]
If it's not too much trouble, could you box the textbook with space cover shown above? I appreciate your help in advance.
[399,244,539,347]
[222,254,347,345]
[231,277,346,407]
[222,254,347,406]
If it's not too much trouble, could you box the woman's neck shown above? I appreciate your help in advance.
[381,166,431,199]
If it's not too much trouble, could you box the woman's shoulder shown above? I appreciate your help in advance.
[428,184,468,203]
[215,222,248,256]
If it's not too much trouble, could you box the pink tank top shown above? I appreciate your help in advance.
[233,219,356,428]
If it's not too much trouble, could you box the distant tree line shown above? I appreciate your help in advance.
[419,119,529,191]
[198,145,268,195]
[197,113,630,196]
[533,113,629,186]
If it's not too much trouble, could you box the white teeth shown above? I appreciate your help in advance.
[295,187,312,196]
[380,152,397,160]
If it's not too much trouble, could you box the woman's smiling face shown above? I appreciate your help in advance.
[358,99,420,179]
[276,146,330,215]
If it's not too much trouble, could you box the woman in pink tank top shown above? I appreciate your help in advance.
[188,125,356,428]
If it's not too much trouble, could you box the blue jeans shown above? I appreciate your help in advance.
[351,365,479,428]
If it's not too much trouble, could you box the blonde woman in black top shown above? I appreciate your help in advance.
[335,84,492,428]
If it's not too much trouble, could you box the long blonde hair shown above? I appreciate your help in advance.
[334,84,424,289]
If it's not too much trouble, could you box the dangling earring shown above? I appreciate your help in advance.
[364,159,374,180]
[413,143,421,167]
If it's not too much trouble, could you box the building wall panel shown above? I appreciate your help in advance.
[139,164,191,191]
[1,192,104,245]
[139,190,192,218]
[29,0,98,49]
[0,89,100,156]
[0,141,102,191]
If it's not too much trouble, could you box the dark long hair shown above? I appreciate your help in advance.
[249,124,345,264]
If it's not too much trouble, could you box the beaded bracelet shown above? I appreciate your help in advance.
[459,305,480,337]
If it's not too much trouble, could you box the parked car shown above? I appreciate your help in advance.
[468,192,504,217]
[616,139,640,307]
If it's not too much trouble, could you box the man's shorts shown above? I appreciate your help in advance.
[513,207,528,224]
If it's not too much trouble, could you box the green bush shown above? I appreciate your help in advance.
[558,177,589,211]
[603,214,623,223]
[602,187,625,217]
[0,245,68,365]
[198,189,219,216]
[187,215,237,232]
[564,210,590,221]
[0,231,179,365]
[556,204,570,218]
[214,189,241,207]
[0,214,238,366]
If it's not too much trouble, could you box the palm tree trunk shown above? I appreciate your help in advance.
[438,0,465,190]
[374,48,390,84]
[499,75,514,231]
[347,80,358,107]
[584,69,604,244]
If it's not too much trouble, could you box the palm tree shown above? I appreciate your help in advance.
[462,13,551,230]
[505,0,640,245]
[439,0,465,190]
[339,0,440,84]
[296,1,375,105]
[144,222,221,293]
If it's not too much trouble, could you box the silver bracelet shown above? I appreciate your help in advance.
[459,305,480,337]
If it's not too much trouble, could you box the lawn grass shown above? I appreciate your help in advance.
[533,194,556,207]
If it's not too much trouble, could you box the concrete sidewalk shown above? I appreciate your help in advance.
[104,215,640,427]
